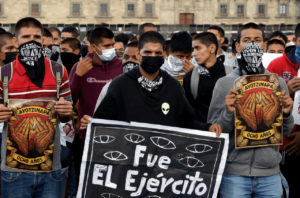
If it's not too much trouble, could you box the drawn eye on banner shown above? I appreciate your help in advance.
[77,119,228,198]
[6,99,57,172]
[234,74,283,149]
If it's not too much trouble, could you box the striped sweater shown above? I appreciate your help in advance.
[0,56,72,172]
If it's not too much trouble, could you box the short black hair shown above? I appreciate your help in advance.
[138,31,165,51]
[89,26,114,45]
[207,25,225,37]
[84,30,92,41]
[237,22,265,43]
[138,23,156,36]
[61,38,81,51]
[127,41,138,48]
[194,32,219,55]
[0,32,13,50]
[43,28,53,38]
[170,31,192,53]
[268,31,287,44]
[115,33,129,48]
[266,39,285,51]
[48,27,61,37]
[0,28,6,33]
[15,17,43,36]
[295,23,300,39]
[62,26,79,38]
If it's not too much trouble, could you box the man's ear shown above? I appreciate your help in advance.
[210,44,217,54]
[0,52,5,62]
[263,41,267,52]
[12,37,18,47]
[74,49,80,55]
[220,37,225,45]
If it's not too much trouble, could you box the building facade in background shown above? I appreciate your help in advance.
[0,0,298,34]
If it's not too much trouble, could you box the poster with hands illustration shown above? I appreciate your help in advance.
[234,74,283,149]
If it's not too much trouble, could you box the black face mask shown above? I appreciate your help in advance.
[50,45,60,61]
[140,56,164,74]
[18,40,45,88]
[80,45,89,58]
[60,52,81,74]
[122,61,139,73]
[3,52,18,64]
[42,47,52,59]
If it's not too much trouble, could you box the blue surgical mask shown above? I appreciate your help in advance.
[95,46,116,62]
[295,46,300,65]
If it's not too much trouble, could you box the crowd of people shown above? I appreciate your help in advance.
[0,16,298,198]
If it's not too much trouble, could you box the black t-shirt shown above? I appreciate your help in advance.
[183,60,226,123]
[94,67,208,130]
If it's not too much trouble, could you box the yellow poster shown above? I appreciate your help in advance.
[234,74,283,149]
[174,74,185,85]
[6,100,57,172]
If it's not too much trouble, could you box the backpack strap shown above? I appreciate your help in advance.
[50,60,63,100]
[0,63,13,106]
[190,68,200,100]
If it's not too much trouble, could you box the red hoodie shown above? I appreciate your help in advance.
[267,46,300,149]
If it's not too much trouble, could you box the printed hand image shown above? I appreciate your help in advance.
[237,90,279,131]
[9,116,54,156]
[6,100,57,171]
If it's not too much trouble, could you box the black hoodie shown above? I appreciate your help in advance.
[183,60,226,123]
[94,67,209,130]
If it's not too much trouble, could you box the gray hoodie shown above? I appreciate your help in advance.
[207,66,294,177]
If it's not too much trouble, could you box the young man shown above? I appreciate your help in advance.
[81,31,221,134]
[268,30,288,45]
[60,38,81,74]
[69,26,122,135]
[122,41,139,72]
[61,26,79,41]
[114,33,129,58]
[0,32,17,66]
[0,17,72,198]
[137,23,157,40]
[183,32,226,124]
[208,23,294,198]
[48,27,61,46]
[208,25,238,74]
[69,26,122,180]
[161,31,195,79]
[267,23,300,198]
[48,27,61,62]
[266,39,285,54]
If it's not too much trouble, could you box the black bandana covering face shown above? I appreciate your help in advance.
[123,61,139,73]
[18,40,45,88]
[239,41,264,74]
[42,47,52,59]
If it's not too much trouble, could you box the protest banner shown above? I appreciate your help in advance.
[234,74,283,148]
[6,99,57,171]
[77,119,228,198]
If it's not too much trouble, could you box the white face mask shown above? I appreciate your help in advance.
[286,41,295,47]
[95,46,116,62]
[167,55,184,72]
